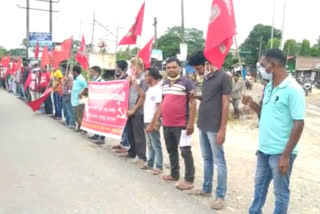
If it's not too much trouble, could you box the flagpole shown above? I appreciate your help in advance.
[271,0,276,48]
[280,0,287,49]
[233,35,246,94]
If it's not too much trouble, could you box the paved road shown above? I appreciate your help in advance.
[0,90,213,214]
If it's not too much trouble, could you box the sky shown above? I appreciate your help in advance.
[1,0,320,52]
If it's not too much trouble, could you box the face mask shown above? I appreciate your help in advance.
[259,67,273,81]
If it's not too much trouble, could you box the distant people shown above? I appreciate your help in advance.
[160,57,196,191]
[113,60,130,153]
[188,51,232,210]
[51,67,64,120]
[61,64,75,127]
[39,68,52,114]
[88,66,106,145]
[29,66,40,101]
[231,73,244,119]
[125,57,147,167]
[141,68,163,175]
[243,49,305,214]
[71,65,88,132]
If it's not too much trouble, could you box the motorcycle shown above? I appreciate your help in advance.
[303,76,312,96]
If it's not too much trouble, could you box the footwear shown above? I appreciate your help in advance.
[115,147,128,153]
[211,198,224,210]
[112,145,122,149]
[140,163,151,170]
[89,135,99,140]
[94,139,105,145]
[118,152,129,157]
[188,189,211,197]
[68,125,76,129]
[136,159,146,168]
[147,168,162,175]
[176,181,194,191]
[162,174,178,181]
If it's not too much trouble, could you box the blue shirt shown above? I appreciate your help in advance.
[259,76,305,155]
[71,74,88,107]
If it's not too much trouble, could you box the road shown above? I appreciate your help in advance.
[0,90,213,214]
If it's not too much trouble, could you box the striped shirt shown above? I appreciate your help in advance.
[161,76,195,127]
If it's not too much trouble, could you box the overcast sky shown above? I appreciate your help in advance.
[1,0,320,51]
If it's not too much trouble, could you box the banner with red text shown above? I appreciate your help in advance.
[81,80,129,139]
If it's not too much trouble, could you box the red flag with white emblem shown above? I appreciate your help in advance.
[138,37,154,69]
[204,0,236,69]
[76,35,89,70]
[118,1,145,45]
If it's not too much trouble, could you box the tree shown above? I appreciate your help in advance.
[299,39,311,56]
[0,46,8,57]
[157,26,205,59]
[240,24,282,64]
[116,47,138,61]
[283,39,297,56]
[311,45,320,57]
[223,52,237,69]
[267,38,280,49]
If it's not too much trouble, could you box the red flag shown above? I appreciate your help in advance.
[52,37,73,69]
[11,62,17,75]
[27,87,53,112]
[17,57,22,71]
[204,0,236,69]
[35,41,40,60]
[76,35,89,70]
[118,1,145,45]
[1,55,10,68]
[41,46,50,69]
[138,37,154,69]
[24,71,32,90]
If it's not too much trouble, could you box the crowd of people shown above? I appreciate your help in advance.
[0,49,305,213]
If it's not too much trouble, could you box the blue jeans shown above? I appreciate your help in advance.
[53,92,63,118]
[199,129,227,199]
[249,151,296,214]
[62,95,75,126]
[145,123,163,170]
[120,122,130,148]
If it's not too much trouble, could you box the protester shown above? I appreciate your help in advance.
[160,57,196,191]
[21,62,31,101]
[29,66,40,101]
[125,57,147,167]
[231,72,244,119]
[0,66,6,89]
[113,60,130,153]
[61,64,75,127]
[51,67,64,120]
[71,65,88,132]
[188,51,232,210]
[242,49,305,214]
[39,68,52,114]
[141,68,163,175]
[88,66,106,145]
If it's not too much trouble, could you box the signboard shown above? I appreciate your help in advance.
[151,49,163,61]
[29,32,53,47]
[89,52,116,70]
[179,43,188,61]
[81,80,129,139]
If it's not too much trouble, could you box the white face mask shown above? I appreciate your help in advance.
[259,66,273,81]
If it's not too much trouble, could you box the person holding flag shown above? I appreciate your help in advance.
[50,67,64,120]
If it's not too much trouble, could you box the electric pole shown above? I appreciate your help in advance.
[181,0,185,43]
[49,0,52,34]
[26,0,30,58]
[91,11,96,52]
[271,0,275,48]
[153,17,158,48]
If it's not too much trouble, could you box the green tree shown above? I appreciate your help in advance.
[240,24,282,64]
[299,39,311,56]
[283,39,297,56]
[267,38,280,49]
[223,52,237,69]
[116,47,138,61]
[0,46,8,57]
[311,45,320,57]
[157,26,205,59]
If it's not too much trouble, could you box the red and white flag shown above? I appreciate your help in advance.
[76,35,89,70]
[35,41,40,60]
[41,46,50,69]
[52,37,73,69]
[118,1,145,46]
[138,37,154,69]
[204,0,236,69]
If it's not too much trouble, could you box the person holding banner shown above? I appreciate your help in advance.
[141,68,163,175]
[160,57,196,191]
[71,65,88,132]
[126,58,147,166]
[188,51,232,210]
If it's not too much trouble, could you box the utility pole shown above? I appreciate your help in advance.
[49,0,52,34]
[91,11,96,52]
[26,0,30,58]
[258,36,263,60]
[271,0,275,48]
[181,0,185,43]
[153,17,158,48]
[280,0,287,49]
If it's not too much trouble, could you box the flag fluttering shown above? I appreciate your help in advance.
[138,37,154,69]
[204,0,236,69]
[52,37,73,69]
[118,1,145,46]
[41,46,50,69]
[35,41,40,60]
[27,88,53,112]
[76,35,89,70]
